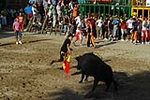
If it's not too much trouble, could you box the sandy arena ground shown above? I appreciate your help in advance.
[0,31,150,100]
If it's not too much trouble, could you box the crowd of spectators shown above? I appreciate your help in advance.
[0,0,150,46]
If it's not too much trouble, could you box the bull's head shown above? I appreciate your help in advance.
[75,55,82,70]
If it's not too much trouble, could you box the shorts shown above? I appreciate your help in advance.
[15,31,22,38]
[127,28,132,35]
[27,13,33,19]
[64,25,69,32]
[148,31,150,40]
[34,13,41,19]
[131,31,137,39]
[141,30,148,38]
[60,51,67,61]
[75,32,82,40]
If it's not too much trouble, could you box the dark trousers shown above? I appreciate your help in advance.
[87,34,91,47]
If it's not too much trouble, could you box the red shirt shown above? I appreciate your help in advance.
[17,15,24,23]
[121,20,127,29]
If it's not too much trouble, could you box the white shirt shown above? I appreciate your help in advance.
[126,19,133,28]
[75,16,81,27]
[142,20,148,30]
[56,5,62,16]
[43,0,48,9]
[48,0,51,4]
[69,2,73,10]
[32,6,37,15]
[96,19,103,28]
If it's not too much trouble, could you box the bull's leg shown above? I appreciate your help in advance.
[79,74,85,83]
[91,78,99,91]
[105,81,112,92]
[84,75,89,83]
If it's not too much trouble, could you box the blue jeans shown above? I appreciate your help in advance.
[15,31,22,38]
[113,27,119,37]
[64,25,69,33]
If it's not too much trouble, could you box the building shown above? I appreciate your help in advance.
[131,0,150,18]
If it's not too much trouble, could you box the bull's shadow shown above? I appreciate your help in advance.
[46,70,150,100]
[115,71,150,100]
[81,71,150,100]
[45,87,85,100]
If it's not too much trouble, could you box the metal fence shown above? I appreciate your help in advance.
[79,4,131,18]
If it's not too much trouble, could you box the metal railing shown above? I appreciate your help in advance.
[79,4,131,18]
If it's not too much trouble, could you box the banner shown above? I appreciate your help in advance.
[146,0,150,7]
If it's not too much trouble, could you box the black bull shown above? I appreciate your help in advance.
[75,52,118,92]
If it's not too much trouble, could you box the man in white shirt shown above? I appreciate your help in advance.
[95,16,103,39]
[75,14,81,28]
[126,17,133,41]
[68,0,73,17]
[56,2,62,23]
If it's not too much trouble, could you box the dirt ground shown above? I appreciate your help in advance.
[0,31,150,100]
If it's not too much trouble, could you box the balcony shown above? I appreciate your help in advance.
[132,0,147,7]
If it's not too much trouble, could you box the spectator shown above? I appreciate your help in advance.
[137,19,142,43]
[68,0,74,17]
[73,26,83,46]
[120,18,127,41]
[29,0,36,4]
[95,16,103,40]
[32,2,42,25]
[0,10,7,26]
[56,2,62,23]
[112,16,119,41]
[43,0,49,15]
[17,12,24,31]
[12,18,22,44]
[102,19,109,41]
[141,17,149,44]
[147,20,150,43]
[108,16,113,40]
[86,19,96,48]
[37,2,45,21]
[62,5,69,16]
[52,7,57,27]
[130,18,138,44]
[52,0,58,6]
[89,15,97,39]
[24,4,33,20]
[47,1,53,17]
[69,19,77,36]
[80,18,86,37]
[63,14,70,36]
[126,17,133,41]
[72,4,78,18]
[74,14,81,27]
